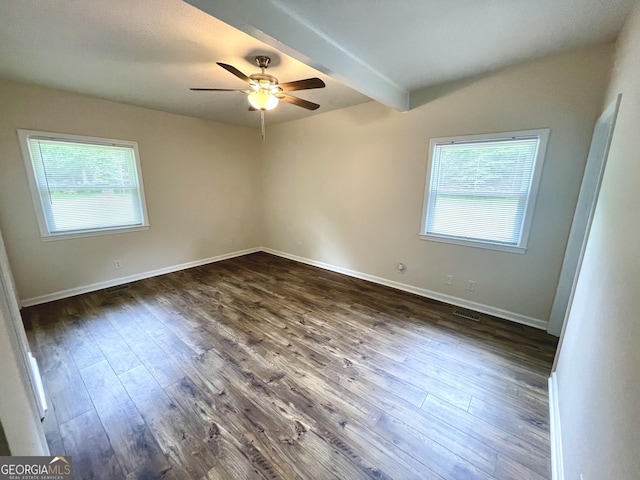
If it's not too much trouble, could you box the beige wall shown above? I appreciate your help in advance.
[0,79,261,302]
[262,45,612,326]
[554,3,640,478]
[0,46,612,322]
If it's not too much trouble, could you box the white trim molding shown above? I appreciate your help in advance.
[420,129,550,254]
[17,129,150,240]
[262,248,548,330]
[549,372,565,480]
[20,245,548,330]
[20,247,261,307]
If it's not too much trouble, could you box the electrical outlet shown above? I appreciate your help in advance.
[397,263,406,274]
[445,274,453,285]
[114,260,122,269]
[466,280,476,291]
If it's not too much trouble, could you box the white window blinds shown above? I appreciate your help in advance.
[422,130,549,252]
[20,131,148,238]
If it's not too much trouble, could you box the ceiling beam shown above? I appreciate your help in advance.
[185,0,410,111]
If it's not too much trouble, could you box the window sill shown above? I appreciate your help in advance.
[419,233,527,254]
[41,225,149,241]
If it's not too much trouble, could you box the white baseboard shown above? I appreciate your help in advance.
[262,247,548,330]
[20,245,548,331]
[549,372,564,480]
[20,247,261,307]
[28,353,47,420]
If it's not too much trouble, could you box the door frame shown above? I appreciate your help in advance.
[0,228,48,454]
[550,94,621,367]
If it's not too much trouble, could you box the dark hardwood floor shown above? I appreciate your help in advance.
[24,252,558,480]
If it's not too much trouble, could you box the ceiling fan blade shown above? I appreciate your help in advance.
[190,88,247,91]
[278,78,326,92]
[216,62,250,83]
[279,94,320,110]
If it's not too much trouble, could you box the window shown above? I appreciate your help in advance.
[420,129,549,253]
[18,130,149,240]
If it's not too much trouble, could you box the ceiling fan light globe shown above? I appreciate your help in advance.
[248,90,279,110]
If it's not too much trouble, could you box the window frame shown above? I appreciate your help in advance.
[17,129,150,241]
[419,129,550,254]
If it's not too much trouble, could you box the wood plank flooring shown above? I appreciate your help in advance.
[23,252,558,480]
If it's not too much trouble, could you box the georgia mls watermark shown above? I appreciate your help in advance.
[0,456,72,480]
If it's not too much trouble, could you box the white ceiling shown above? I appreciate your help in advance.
[268,0,635,91]
[0,0,635,127]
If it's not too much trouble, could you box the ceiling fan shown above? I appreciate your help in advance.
[190,56,326,140]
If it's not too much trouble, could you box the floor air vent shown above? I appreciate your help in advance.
[105,284,130,294]
[453,309,480,321]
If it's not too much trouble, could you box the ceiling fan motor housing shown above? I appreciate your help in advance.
[249,73,281,93]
